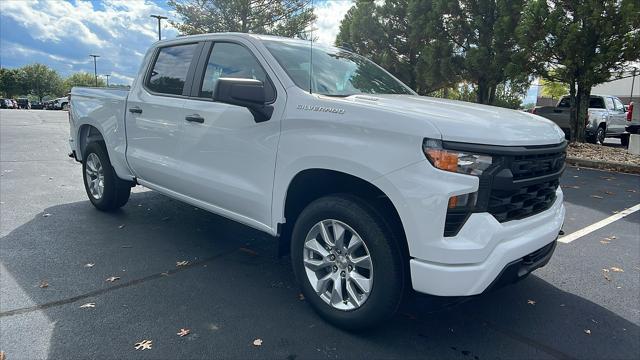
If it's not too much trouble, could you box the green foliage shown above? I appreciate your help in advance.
[0,68,25,98]
[62,72,106,93]
[20,64,63,102]
[539,79,568,100]
[519,0,640,142]
[168,0,315,37]
[336,0,535,106]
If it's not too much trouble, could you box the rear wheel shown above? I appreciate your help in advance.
[82,142,131,211]
[291,195,404,330]
[596,125,606,145]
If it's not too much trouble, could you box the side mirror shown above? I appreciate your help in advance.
[213,78,273,122]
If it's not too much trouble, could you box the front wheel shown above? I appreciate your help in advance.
[82,142,131,211]
[291,195,404,330]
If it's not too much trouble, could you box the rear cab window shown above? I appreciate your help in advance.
[146,43,199,95]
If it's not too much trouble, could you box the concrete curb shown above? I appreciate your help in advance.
[566,156,640,174]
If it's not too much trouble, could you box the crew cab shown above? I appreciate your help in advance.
[534,95,630,146]
[69,33,566,330]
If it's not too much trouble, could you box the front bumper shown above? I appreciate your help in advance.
[409,190,564,296]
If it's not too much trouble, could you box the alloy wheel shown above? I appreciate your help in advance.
[302,219,373,311]
[85,153,104,200]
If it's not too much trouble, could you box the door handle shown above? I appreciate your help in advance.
[185,114,204,123]
[129,106,142,114]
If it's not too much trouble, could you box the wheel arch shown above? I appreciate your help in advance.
[77,124,105,160]
[278,168,409,260]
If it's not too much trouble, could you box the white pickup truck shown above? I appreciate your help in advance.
[69,33,566,329]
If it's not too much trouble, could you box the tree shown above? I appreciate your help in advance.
[168,0,315,38]
[62,72,106,94]
[21,64,62,102]
[337,0,422,91]
[336,1,536,104]
[539,78,568,100]
[0,68,25,98]
[519,0,640,142]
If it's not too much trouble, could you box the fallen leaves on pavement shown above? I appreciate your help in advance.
[584,329,591,335]
[84,263,95,268]
[298,293,305,301]
[253,338,263,347]
[80,303,96,308]
[118,224,125,229]
[134,340,152,350]
[590,195,603,199]
[105,276,121,282]
[39,280,49,288]
[177,328,190,337]
[602,269,612,281]
[176,261,190,267]
[42,213,51,217]
[610,267,624,272]
[527,299,536,305]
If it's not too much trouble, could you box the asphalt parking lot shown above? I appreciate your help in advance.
[1,109,639,360]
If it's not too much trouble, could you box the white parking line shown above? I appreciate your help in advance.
[559,203,640,244]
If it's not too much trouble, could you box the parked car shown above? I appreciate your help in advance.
[52,96,69,110]
[1,99,11,108]
[533,94,630,146]
[11,99,18,109]
[69,33,566,330]
[16,98,31,109]
[31,102,44,110]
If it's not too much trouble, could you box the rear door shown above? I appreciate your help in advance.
[602,96,623,134]
[176,39,284,229]
[611,97,628,134]
[125,41,204,189]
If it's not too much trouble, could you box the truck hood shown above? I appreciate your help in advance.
[345,94,566,146]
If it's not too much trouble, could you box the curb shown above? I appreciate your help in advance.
[566,156,640,174]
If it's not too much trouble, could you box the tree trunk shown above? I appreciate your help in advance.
[568,75,577,142]
[476,78,489,104]
[575,83,591,143]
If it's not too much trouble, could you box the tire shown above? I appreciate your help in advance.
[82,141,131,211]
[291,194,404,330]
[621,134,630,147]
[596,125,606,145]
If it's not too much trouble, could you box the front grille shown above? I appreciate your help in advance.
[442,141,566,236]
[488,179,559,222]
[511,151,566,180]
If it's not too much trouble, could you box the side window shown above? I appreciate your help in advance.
[590,97,605,109]
[613,98,625,112]
[200,42,274,101]
[146,43,199,95]
[558,97,570,107]
[603,97,615,110]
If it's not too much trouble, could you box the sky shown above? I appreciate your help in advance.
[0,0,353,85]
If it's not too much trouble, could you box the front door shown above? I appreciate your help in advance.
[177,40,283,228]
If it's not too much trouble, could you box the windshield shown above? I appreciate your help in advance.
[262,39,414,96]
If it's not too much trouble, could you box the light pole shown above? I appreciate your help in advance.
[89,54,100,87]
[104,74,111,87]
[150,15,167,41]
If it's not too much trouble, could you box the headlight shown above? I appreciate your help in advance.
[422,138,493,176]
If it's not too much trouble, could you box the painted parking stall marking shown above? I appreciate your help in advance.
[559,203,640,244]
